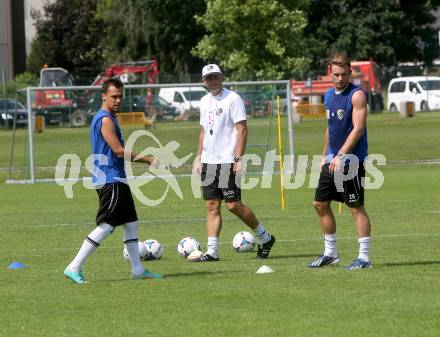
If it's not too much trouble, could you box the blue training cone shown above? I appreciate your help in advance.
[8,261,27,269]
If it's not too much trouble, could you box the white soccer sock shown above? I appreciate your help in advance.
[323,234,338,258]
[358,237,371,262]
[206,237,219,258]
[253,224,271,244]
[68,223,114,272]
[123,221,144,276]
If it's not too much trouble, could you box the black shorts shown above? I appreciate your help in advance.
[201,163,241,202]
[96,182,138,227]
[314,163,365,208]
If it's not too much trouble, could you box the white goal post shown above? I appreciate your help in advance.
[18,80,294,183]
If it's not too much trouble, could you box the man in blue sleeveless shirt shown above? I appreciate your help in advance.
[308,54,372,270]
[64,78,162,283]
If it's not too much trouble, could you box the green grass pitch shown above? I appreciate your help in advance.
[0,112,439,337]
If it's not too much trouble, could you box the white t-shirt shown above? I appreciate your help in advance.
[199,88,247,164]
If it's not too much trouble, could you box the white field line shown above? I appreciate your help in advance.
[2,158,440,174]
[5,158,440,184]
[5,170,266,184]
[26,214,316,227]
[18,208,440,228]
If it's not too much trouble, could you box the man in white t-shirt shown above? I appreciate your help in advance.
[192,64,276,262]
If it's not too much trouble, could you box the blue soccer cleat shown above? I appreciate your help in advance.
[344,258,372,270]
[64,268,86,284]
[307,255,340,268]
[132,269,163,280]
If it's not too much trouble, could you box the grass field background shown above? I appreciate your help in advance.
[1,111,439,181]
[0,112,439,337]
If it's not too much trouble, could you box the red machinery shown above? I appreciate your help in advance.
[34,67,76,125]
[92,59,159,115]
[291,60,384,111]
[34,59,160,126]
[91,59,159,86]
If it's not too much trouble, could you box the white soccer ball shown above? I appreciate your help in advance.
[143,239,164,260]
[232,231,256,253]
[123,241,148,260]
[177,237,201,258]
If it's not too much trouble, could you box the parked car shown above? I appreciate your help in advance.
[387,76,440,112]
[83,90,137,122]
[132,95,179,120]
[158,87,207,115]
[237,90,270,116]
[0,99,29,128]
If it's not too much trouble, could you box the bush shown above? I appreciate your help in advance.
[1,72,39,103]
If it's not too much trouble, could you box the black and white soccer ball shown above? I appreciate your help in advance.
[143,239,164,260]
[232,231,256,253]
[123,241,148,260]
[177,237,201,258]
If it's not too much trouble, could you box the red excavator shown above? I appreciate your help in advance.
[34,59,160,126]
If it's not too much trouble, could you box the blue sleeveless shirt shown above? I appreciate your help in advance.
[324,83,368,162]
[90,109,126,185]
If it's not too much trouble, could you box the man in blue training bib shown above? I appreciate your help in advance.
[64,78,162,283]
[308,54,372,270]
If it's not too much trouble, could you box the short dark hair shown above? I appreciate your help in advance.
[102,77,123,93]
[328,53,351,69]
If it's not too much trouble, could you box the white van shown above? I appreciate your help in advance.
[158,87,208,115]
[387,76,440,112]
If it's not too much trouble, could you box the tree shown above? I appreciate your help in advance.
[97,0,206,77]
[192,0,310,80]
[26,39,45,76]
[0,72,39,103]
[303,0,440,72]
[29,0,105,78]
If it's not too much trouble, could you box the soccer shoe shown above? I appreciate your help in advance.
[132,269,163,280]
[307,255,340,268]
[190,253,220,262]
[344,258,372,270]
[64,268,86,284]
[186,249,203,261]
[256,235,276,259]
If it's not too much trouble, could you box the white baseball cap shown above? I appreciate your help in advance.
[202,64,223,78]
